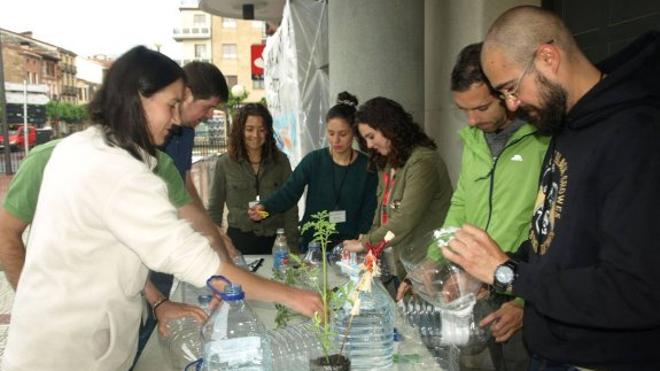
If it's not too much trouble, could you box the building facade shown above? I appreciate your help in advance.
[1,28,77,104]
[174,0,266,102]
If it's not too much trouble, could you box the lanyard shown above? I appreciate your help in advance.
[330,150,352,209]
[250,160,262,199]
[381,168,396,225]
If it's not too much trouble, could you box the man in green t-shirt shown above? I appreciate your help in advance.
[0,140,228,337]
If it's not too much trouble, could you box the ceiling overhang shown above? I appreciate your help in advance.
[199,0,285,23]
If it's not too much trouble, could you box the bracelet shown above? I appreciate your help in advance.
[152,297,168,319]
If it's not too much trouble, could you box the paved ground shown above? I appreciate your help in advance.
[0,175,12,202]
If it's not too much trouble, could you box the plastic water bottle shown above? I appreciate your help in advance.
[272,228,289,274]
[303,241,322,266]
[267,321,324,371]
[333,274,396,370]
[161,294,211,369]
[201,275,272,370]
[233,252,248,268]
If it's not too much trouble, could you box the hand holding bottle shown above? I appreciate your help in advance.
[342,239,365,253]
[155,300,208,337]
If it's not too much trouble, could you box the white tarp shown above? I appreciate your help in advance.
[263,0,329,167]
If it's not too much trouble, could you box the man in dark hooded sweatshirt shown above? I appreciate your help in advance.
[441,5,660,371]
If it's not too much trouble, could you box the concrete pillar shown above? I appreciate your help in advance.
[424,0,539,185]
[329,0,425,123]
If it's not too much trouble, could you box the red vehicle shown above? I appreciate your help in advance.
[0,125,37,151]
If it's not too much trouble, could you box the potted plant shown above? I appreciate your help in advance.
[301,211,352,371]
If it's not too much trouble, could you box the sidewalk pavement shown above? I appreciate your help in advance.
[0,176,15,360]
[0,175,12,203]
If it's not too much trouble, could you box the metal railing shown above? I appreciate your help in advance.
[0,147,27,175]
[192,138,226,157]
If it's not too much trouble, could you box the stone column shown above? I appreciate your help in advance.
[329,0,425,123]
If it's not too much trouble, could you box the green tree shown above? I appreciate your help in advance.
[46,101,88,124]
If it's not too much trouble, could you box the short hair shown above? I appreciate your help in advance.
[355,97,436,170]
[88,45,185,161]
[183,61,229,102]
[326,91,358,124]
[450,42,495,93]
[484,6,578,67]
[228,103,281,162]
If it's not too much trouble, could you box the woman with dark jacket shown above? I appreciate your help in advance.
[343,97,453,288]
[208,103,299,254]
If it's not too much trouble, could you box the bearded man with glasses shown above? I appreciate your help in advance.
[442,5,660,371]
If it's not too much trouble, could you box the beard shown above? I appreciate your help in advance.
[517,73,568,135]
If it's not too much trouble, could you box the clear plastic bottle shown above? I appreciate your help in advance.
[303,241,322,266]
[272,228,289,274]
[161,294,210,369]
[233,252,248,269]
[267,321,324,371]
[333,274,396,370]
[201,276,272,371]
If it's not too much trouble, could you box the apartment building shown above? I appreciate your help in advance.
[0,28,77,103]
[173,0,266,102]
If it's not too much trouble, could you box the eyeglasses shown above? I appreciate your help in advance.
[498,40,554,102]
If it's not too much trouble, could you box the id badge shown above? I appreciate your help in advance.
[329,210,347,224]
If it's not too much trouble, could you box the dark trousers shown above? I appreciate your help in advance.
[528,354,586,371]
[227,226,276,255]
[488,329,530,371]
[487,294,530,371]
[130,271,174,370]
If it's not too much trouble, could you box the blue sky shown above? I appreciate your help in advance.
[0,0,183,59]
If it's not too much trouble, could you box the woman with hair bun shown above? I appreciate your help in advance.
[249,92,378,250]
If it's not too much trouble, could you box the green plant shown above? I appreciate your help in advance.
[273,253,319,328]
[300,210,354,362]
[225,89,248,121]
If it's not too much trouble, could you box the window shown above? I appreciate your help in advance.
[226,75,238,88]
[253,79,264,90]
[223,18,236,28]
[193,14,206,25]
[222,44,237,59]
[194,44,207,59]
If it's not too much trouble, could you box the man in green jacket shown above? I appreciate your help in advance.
[438,43,548,371]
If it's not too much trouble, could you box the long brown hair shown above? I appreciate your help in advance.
[227,103,280,162]
[355,97,436,170]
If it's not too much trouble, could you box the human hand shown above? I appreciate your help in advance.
[248,204,269,221]
[396,279,413,301]
[283,287,324,318]
[479,300,523,342]
[155,300,208,337]
[443,224,509,285]
[342,239,366,253]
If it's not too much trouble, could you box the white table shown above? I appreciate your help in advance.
[134,255,277,371]
[134,255,445,371]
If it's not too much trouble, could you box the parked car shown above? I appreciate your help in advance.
[0,125,37,151]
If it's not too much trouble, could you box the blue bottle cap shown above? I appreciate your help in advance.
[220,284,245,301]
[393,328,402,342]
[198,294,213,306]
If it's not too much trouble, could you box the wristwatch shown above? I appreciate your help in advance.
[493,259,519,293]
